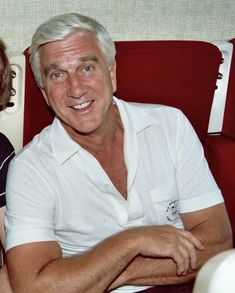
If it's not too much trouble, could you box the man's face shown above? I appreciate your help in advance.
[39,31,117,137]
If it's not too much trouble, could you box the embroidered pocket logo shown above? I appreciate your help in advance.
[166,200,179,222]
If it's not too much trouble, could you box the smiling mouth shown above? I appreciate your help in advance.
[71,100,94,110]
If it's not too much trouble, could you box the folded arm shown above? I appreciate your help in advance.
[6,234,137,293]
[109,203,233,290]
[6,222,204,293]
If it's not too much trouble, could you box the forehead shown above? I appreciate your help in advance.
[39,31,106,64]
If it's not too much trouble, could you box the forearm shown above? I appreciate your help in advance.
[185,217,233,267]
[0,265,13,292]
[38,241,135,292]
[110,205,233,289]
[7,231,139,293]
[109,238,223,290]
[6,224,211,292]
[0,207,6,247]
[110,234,231,290]
[109,256,195,290]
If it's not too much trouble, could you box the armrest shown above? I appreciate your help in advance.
[204,134,235,245]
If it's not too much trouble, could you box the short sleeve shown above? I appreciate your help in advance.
[174,111,224,213]
[5,156,57,251]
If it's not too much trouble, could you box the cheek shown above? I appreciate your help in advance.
[90,71,114,90]
[47,83,64,99]
[43,88,62,109]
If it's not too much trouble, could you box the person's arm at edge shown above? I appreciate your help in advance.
[0,265,13,292]
[0,207,13,292]
[0,207,6,249]
[108,203,233,290]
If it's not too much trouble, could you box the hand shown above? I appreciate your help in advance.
[129,225,205,276]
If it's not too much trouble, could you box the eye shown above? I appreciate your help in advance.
[50,71,66,80]
[83,66,94,73]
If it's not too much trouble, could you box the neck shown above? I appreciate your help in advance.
[70,104,123,152]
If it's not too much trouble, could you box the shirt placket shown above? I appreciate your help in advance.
[124,123,144,224]
[76,149,129,224]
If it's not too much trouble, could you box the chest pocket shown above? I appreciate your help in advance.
[149,185,183,227]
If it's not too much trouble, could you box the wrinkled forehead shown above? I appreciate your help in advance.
[38,31,108,67]
[39,30,101,54]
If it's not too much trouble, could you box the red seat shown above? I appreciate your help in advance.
[204,39,235,244]
[24,40,221,144]
[221,38,235,139]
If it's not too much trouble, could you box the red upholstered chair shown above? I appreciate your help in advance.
[221,38,235,139]
[23,40,235,244]
[204,39,235,244]
[115,41,220,143]
[23,54,54,146]
[24,41,221,144]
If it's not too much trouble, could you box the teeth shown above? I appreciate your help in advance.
[72,101,92,110]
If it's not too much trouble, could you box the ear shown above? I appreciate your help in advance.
[109,61,117,93]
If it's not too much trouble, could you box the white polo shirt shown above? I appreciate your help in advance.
[5,97,223,293]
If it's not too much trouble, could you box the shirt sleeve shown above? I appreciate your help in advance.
[5,155,57,251]
[174,111,224,213]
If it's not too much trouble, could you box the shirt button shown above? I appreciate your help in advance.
[105,183,110,189]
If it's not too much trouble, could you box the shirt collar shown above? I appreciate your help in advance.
[113,96,157,133]
[49,117,81,164]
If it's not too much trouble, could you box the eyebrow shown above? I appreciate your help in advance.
[79,56,98,63]
[43,63,58,77]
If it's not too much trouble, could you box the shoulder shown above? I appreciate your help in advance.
[123,100,188,129]
[11,126,52,173]
[120,99,184,118]
[0,133,14,162]
[130,101,184,116]
[0,132,14,151]
[7,128,53,172]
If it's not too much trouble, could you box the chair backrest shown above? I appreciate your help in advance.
[23,51,54,146]
[115,40,221,142]
[23,40,221,145]
[222,38,235,138]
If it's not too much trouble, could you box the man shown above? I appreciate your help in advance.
[5,13,232,293]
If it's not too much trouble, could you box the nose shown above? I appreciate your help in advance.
[66,74,87,99]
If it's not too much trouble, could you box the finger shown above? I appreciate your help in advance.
[177,245,190,275]
[176,230,199,269]
[172,251,186,276]
[171,241,191,276]
[180,238,197,270]
[179,230,205,251]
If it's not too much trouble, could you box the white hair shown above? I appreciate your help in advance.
[29,13,116,86]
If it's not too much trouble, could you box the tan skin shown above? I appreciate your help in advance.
[0,208,13,292]
[6,31,233,292]
[109,204,232,289]
[0,207,6,248]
